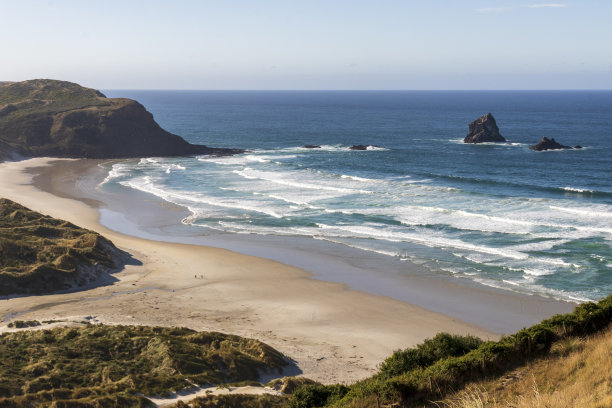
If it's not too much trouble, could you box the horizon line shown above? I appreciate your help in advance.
[102,88,612,92]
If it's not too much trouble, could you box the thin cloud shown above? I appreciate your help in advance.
[476,7,512,13]
[528,3,567,8]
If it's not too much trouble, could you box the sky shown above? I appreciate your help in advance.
[1,0,611,90]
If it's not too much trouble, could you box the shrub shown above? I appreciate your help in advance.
[289,384,349,408]
[379,333,483,378]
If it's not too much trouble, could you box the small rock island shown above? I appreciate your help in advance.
[464,113,506,143]
[0,79,243,159]
[530,137,581,151]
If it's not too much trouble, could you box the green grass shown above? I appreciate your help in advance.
[0,198,123,296]
[0,79,110,113]
[0,325,289,407]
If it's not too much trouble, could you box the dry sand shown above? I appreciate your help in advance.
[0,158,573,384]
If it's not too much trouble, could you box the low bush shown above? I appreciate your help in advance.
[379,333,483,378]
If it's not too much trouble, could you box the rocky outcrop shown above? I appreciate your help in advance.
[302,145,321,149]
[0,79,243,159]
[350,145,369,150]
[464,113,506,143]
[530,137,573,151]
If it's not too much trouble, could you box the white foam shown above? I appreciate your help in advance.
[120,176,288,219]
[199,154,284,166]
[315,223,529,260]
[139,158,159,164]
[232,168,372,194]
[549,205,612,219]
[164,164,186,174]
[561,186,595,193]
[100,163,133,185]
[340,174,378,182]
[523,268,556,277]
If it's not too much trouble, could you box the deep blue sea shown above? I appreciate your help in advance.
[103,90,612,302]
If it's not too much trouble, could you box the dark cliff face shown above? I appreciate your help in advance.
[0,79,243,159]
[464,113,506,143]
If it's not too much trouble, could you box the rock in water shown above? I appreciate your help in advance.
[464,113,506,143]
[302,145,321,149]
[530,137,573,151]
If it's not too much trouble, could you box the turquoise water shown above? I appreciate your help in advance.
[102,91,612,302]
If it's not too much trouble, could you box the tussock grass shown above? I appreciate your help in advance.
[439,325,612,408]
[0,198,123,296]
[0,325,289,407]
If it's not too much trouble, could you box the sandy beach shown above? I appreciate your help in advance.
[0,158,575,384]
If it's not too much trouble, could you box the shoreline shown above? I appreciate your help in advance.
[32,158,575,333]
[0,158,575,383]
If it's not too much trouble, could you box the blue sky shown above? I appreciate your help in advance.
[1,0,611,89]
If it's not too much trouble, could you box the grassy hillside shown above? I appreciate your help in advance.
[438,325,612,408]
[0,198,124,296]
[0,325,290,407]
[283,295,612,408]
[0,79,242,158]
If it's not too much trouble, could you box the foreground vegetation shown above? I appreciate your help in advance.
[0,325,289,407]
[1,298,609,407]
[0,198,123,296]
[283,294,612,408]
[438,324,612,408]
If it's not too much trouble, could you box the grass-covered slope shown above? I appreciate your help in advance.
[0,325,290,407]
[285,295,612,408]
[0,79,242,158]
[439,325,612,408]
[0,198,124,296]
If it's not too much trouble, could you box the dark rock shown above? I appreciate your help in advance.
[0,79,244,159]
[529,137,572,151]
[349,145,368,150]
[349,144,382,150]
[302,145,321,149]
[464,113,506,143]
[574,145,583,149]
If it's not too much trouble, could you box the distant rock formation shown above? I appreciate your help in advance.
[464,113,506,143]
[0,79,243,159]
[349,145,369,150]
[302,145,321,149]
[530,137,573,151]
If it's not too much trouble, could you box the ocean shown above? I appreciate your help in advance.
[102,90,612,303]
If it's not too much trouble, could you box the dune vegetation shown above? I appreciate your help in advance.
[0,325,289,407]
[0,198,124,296]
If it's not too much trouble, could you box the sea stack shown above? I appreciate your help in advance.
[464,113,506,143]
[530,137,572,151]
